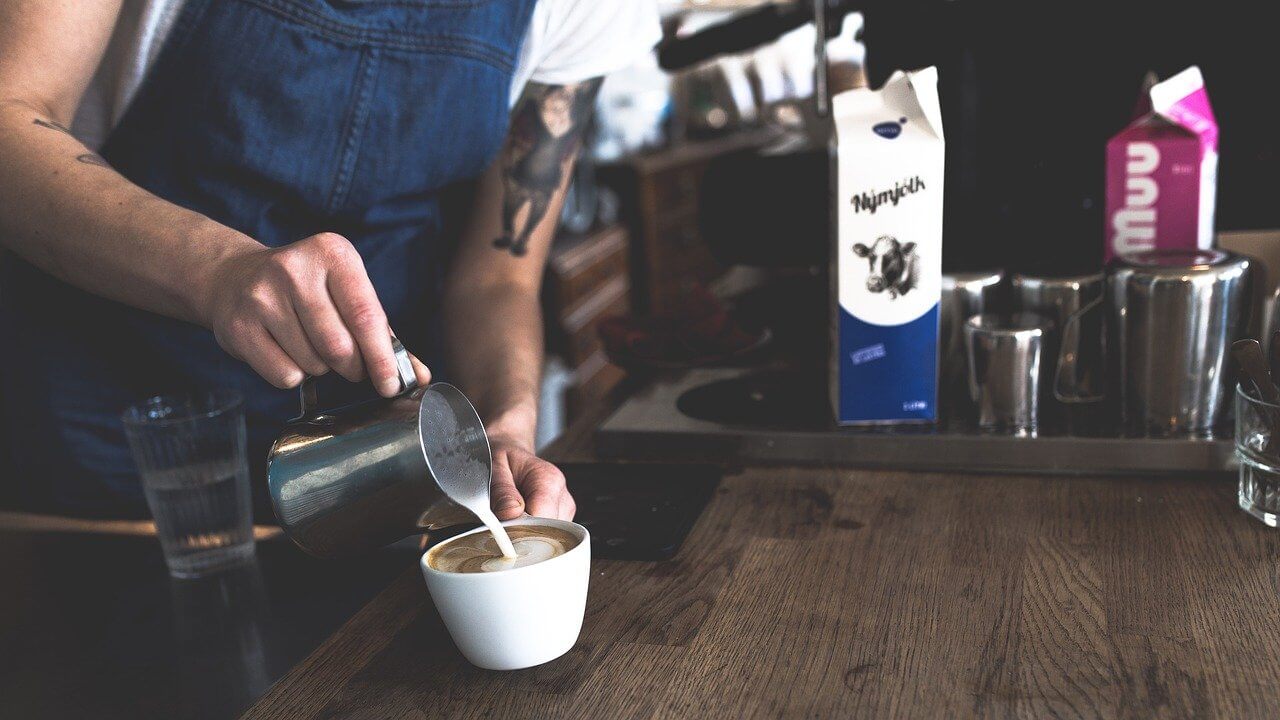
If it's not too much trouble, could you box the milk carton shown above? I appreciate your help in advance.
[1104,66,1218,261]
[831,67,944,425]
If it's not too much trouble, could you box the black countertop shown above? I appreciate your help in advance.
[0,526,417,719]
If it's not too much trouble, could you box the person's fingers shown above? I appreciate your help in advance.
[556,490,577,521]
[262,302,329,378]
[489,453,526,520]
[511,453,567,519]
[408,352,433,387]
[233,323,305,389]
[292,282,364,382]
[327,259,397,397]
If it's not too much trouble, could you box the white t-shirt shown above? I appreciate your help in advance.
[71,0,662,149]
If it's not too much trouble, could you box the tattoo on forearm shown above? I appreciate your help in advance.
[32,118,111,168]
[76,153,110,167]
[32,117,74,136]
[493,78,602,257]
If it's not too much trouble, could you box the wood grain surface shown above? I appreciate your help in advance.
[241,466,1280,720]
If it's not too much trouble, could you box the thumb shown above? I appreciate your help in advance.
[388,326,432,387]
[489,454,525,520]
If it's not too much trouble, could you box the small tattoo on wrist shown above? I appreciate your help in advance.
[77,153,110,168]
[32,117,74,136]
[33,118,110,168]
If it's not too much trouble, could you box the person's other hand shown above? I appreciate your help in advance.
[200,232,431,394]
[488,437,575,521]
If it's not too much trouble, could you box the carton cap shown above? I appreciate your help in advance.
[1148,66,1218,150]
[832,65,943,142]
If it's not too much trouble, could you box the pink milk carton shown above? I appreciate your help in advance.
[1104,66,1219,261]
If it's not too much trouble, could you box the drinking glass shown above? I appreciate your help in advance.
[122,391,254,577]
[1235,383,1280,527]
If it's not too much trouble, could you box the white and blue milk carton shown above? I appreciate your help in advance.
[831,67,944,425]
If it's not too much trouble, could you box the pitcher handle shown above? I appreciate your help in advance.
[298,336,418,418]
[1053,295,1105,403]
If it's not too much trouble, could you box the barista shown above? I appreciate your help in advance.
[0,0,661,517]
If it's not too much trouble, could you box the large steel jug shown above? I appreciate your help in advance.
[1106,248,1252,437]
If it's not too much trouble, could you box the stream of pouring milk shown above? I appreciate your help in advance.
[419,389,518,559]
[473,505,518,559]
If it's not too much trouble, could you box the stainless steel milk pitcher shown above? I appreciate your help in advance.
[267,338,491,558]
[1012,273,1106,405]
[964,313,1053,436]
[940,271,1004,421]
[1106,249,1252,438]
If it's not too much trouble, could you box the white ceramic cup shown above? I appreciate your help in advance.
[420,516,590,670]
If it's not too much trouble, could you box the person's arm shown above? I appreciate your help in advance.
[0,0,424,395]
[443,78,603,521]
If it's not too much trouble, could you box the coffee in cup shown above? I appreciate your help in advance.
[426,524,580,573]
[420,517,591,670]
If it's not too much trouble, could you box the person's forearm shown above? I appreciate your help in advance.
[441,78,603,449]
[442,281,544,450]
[0,98,260,324]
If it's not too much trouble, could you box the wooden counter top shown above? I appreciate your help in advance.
[242,455,1280,719]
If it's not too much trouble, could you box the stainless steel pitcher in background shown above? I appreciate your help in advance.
[267,339,491,558]
[1012,273,1106,405]
[940,271,1004,420]
[1107,249,1252,438]
[964,313,1053,436]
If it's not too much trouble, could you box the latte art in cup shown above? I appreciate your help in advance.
[420,517,590,669]
[428,525,580,574]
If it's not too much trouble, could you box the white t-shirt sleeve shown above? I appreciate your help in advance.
[514,0,662,95]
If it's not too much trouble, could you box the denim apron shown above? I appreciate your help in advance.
[0,0,536,516]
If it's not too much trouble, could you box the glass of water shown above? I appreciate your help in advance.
[122,391,254,577]
[1236,383,1280,527]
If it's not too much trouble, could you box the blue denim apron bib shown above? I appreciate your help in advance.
[0,0,536,515]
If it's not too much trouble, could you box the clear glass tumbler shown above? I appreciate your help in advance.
[122,391,255,577]
[1235,383,1280,527]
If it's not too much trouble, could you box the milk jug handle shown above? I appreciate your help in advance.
[1053,296,1105,404]
[297,336,418,418]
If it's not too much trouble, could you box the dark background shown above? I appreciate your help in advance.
[860,0,1277,275]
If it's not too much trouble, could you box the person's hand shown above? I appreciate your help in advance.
[488,437,575,521]
[199,232,431,394]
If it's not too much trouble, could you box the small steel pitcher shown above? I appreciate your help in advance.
[267,338,491,558]
[940,271,1005,421]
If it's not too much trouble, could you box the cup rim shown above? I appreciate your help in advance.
[1114,247,1228,270]
[1011,271,1104,286]
[420,516,588,579]
[941,270,1004,289]
[1237,382,1280,410]
[121,390,245,427]
[965,312,1052,334]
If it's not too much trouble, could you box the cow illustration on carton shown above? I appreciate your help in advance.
[853,235,919,300]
